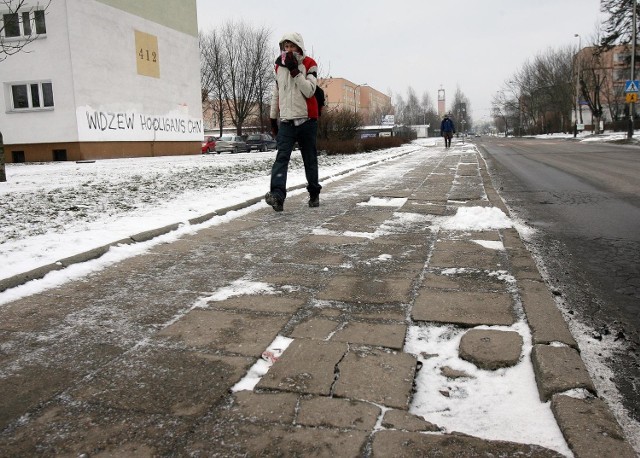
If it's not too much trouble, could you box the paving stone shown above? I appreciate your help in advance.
[398,201,449,215]
[348,303,406,321]
[0,402,192,457]
[468,230,502,241]
[531,345,596,401]
[374,190,412,198]
[358,240,429,264]
[262,264,335,290]
[508,249,545,280]
[412,290,515,327]
[257,339,348,396]
[207,294,306,314]
[422,270,507,292]
[317,274,414,304]
[187,422,368,457]
[0,293,79,332]
[410,192,449,202]
[229,391,299,424]
[429,243,504,270]
[297,234,370,245]
[0,366,76,431]
[370,430,564,457]
[322,214,389,233]
[551,395,636,458]
[448,188,485,202]
[273,244,345,266]
[297,396,380,430]
[72,347,251,416]
[500,227,527,250]
[459,329,523,370]
[334,348,417,409]
[331,321,407,350]
[519,279,577,347]
[158,309,289,356]
[458,163,478,176]
[290,317,340,340]
[381,409,441,432]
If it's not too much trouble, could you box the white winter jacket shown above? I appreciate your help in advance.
[270,32,319,121]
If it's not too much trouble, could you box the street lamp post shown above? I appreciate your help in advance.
[574,34,583,138]
[629,2,637,139]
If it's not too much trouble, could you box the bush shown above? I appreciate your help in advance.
[318,108,361,141]
[318,136,407,156]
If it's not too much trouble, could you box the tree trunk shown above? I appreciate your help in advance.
[0,131,6,182]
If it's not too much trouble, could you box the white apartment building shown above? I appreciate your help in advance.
[0,0,202,162]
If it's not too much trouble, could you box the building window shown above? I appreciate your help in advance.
[9,81,54,110]
[12,151,25,163]
[613,68,627,82]
[53,149,67,161]
[1,9,46,39]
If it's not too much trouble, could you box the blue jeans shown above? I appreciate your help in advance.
[270,119,322,200]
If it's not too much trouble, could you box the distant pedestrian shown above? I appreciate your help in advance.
[264,32,322,212]
[441,114,456,148]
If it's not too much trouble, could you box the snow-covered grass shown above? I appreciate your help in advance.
[0,146,420,282]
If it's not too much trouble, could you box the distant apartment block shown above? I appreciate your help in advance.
[575,44,640,124]
[1,0,202,163]
[318,77,393,125]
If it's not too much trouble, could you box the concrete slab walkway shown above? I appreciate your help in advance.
[0,146,635,457]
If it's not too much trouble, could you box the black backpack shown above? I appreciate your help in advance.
[315,86,325,116]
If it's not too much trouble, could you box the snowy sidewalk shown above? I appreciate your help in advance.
[0,145,634,457]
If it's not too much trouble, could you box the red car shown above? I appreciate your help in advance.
[201,136,217,154]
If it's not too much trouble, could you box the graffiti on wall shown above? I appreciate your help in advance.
[77,107,203,141]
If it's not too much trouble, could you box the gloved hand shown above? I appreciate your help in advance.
[283,52,300,77]
[270,118,279,137]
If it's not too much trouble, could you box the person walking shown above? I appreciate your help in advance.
[264,32,322,212]
[440,114,456,148]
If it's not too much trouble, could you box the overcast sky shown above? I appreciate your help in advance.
[196,0,603,124]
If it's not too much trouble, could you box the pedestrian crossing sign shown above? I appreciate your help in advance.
[624,80,640,93]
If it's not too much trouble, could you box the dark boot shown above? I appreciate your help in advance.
[308,194,320,207]
[265,192,284,212]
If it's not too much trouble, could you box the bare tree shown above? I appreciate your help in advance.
[393,93,407,125]
[579,49,606,133]
[0,0,51,182]
[499,46,575,135]
[451,86,471,134]
[200,30,228,137]
[421,92,439,135]
[492,90,517,136]
[404,87,421,125]
[219,21,271,135]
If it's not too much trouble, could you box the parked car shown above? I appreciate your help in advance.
[201,136,217,153]
[214,135,250,154]
[245,133,277,152]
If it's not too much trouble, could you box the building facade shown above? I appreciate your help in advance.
[575,44,640,125]
[318,77,392,125]
[1,0,202,163]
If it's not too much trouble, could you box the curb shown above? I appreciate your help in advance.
[477,144,636,457]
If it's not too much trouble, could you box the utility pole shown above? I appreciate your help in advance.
[629,0,637,139]
[574,34,581,138]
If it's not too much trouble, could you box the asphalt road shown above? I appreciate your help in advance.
[476,135,640,425]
